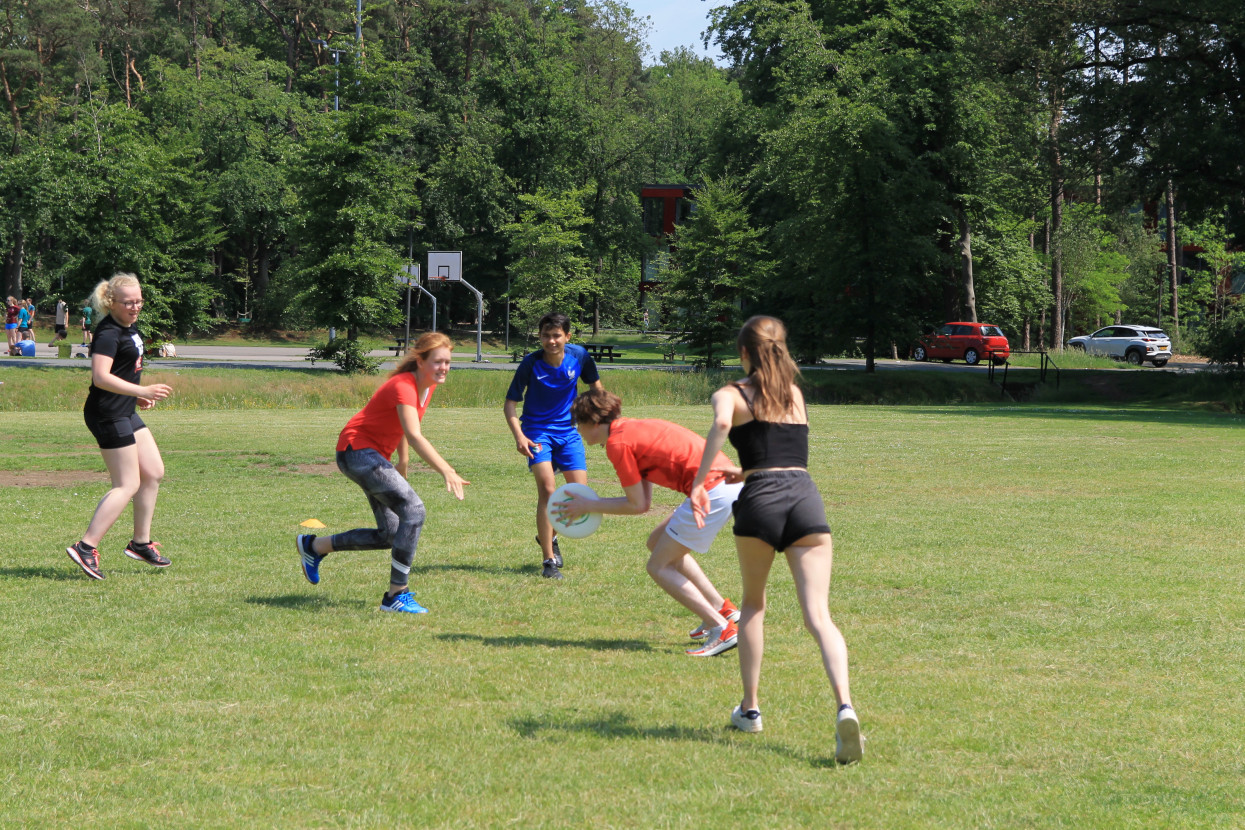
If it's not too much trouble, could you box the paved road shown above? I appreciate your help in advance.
[0,345,1210,373]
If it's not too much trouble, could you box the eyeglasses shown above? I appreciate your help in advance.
[119,300,144,309]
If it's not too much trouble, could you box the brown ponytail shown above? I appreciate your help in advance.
[736,315,799,421]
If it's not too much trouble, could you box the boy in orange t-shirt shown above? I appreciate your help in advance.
[558,388,742,656]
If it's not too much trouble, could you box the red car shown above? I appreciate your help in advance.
[912,322,1010,365]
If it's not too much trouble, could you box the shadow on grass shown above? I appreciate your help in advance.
[409,563,533,576]
[245,593,370,612]
[0,565,82,581]
[510,710,833,766]
[436,632,653,652]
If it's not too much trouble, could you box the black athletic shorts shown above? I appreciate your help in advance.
[732,470,831,551]
[84,411,147,450]
[55,324,67,336]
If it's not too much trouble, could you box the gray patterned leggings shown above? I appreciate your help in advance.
[331,447,426,587]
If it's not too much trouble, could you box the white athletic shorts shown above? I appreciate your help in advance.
[664,481,743,554]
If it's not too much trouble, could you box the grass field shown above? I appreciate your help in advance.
[2,371,1244,827]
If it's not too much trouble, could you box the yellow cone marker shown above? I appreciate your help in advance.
[300,519,327,529]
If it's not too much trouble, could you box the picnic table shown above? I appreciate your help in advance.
[390,338,408,356]
[585,343,625,363]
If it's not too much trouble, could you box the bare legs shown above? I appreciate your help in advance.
[533,462,584,562]
[735,532,851,713]
[82,428,165,548]
[645,518,728,629]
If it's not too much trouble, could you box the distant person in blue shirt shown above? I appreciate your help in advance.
[504,312,604,579]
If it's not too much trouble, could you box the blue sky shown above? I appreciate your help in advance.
[624,0,721,64]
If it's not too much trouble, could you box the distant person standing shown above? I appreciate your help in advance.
[5,296,18,354]
[65,272,173,580]
[642,309,650,333]
[81,303,94,346]
[50,298,69,347]
[16,300,32,339]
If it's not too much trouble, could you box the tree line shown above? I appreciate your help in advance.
[3,0,1244,365]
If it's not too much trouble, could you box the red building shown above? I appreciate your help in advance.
[640,184,696,294]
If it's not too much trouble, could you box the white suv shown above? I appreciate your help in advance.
[1067,325,1172,367]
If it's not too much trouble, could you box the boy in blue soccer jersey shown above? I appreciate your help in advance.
[504,312,604,579]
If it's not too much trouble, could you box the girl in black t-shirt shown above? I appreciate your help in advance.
[66,273,174,580]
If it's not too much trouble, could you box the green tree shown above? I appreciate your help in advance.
[289,101,419,338]
[504,186,594,334]
[660,176,765,367]
[1193,303,1245,369]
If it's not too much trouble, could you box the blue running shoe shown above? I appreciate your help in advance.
[380,589,429,614]
[296,534,325,585]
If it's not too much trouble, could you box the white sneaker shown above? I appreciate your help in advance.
[689,600,741,639]
[835,706,863,764]
[686,622,737,657]
[730,704,763,733]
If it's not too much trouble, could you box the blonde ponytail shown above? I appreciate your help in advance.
[89,272,141,316]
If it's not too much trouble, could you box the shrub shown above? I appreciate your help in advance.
[1191,305,1245,369]
[306,338,382,375]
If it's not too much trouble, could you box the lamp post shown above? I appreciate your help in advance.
[310,39,344,111]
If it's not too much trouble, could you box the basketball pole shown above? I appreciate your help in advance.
[459,278,485,363]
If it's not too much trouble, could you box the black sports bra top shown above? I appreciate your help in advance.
[726,382,810,470]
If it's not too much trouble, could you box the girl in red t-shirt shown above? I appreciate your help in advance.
[296,331,469,614]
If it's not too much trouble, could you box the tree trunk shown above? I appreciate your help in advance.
[1050,85,1065,350]
[1165,178,1179,330]
[1039,218,1050,349]
[958,208,976,322]
[257,245,270,297]
[4,226,24,299]
[1093,27,1103,206]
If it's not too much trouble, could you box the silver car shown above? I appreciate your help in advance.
[1067,325,1172,367]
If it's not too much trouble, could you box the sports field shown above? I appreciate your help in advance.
[2,372,1243,827]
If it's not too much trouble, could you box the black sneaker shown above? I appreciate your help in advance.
[124,540,170,568]
[541,558,563,580]
[536,535,563,568]
[66,542,105,580]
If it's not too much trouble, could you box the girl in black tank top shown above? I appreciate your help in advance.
[726,380,810,470]
[65,273,174,581]
[689,315,863,762]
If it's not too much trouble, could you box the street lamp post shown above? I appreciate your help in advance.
[310,39,344,111]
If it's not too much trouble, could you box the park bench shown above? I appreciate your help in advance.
[661,344,684,363]
[585,343,624,362]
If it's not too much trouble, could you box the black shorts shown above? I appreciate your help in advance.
[55,324,67,336]
[84,411,147,450]
[732,470,831,551]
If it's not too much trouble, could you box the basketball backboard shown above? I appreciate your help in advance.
[427,251,462,282]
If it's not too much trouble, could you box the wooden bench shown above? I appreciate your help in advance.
[389,338,408,356]
[585,343,624,362]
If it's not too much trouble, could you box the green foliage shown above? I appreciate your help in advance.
[305,338,383,375]
[1191,303,1245,369]
[290,100,419,337]
[660,175,765,366]
[504,186,595,333]
[1057,203,1128,334]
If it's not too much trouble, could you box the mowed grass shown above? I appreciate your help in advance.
[2,398,1244,827]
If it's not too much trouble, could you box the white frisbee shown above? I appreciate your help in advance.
[547,482,603,539]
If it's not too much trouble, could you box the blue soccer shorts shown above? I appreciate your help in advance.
[527,430,587,473]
